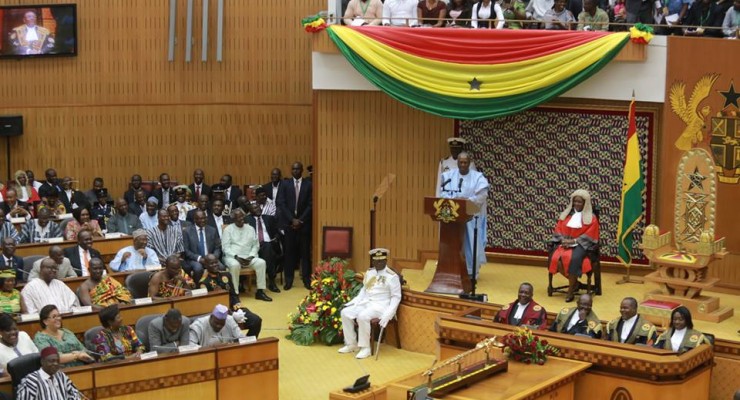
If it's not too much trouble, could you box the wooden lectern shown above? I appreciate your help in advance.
[424,197,480,294]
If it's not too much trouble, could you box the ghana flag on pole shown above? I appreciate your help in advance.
[326,26,630,120]
[616,97,645,265]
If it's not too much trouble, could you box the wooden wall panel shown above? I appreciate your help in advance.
[315,91,454,268]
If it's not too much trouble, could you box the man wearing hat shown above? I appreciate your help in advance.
[16,346,82,400]
[109,229,160,271]
[139,197,160,229]
[436,137,477,193]
[91,188,113,231]
[107,198,143,235]
[173,185,196,221]
[189,304,250,347]
[338,248,402,359]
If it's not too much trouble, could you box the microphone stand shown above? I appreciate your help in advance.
[459,216,486,302]
[370,196,378,250]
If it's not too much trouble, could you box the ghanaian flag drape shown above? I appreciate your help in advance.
[616,97,645,266]
[326,26,630,120]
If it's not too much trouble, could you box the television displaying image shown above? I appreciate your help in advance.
[0,3,77,58]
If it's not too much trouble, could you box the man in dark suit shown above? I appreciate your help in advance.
[152,172,174,209]
[0,188,31,221]
[264,168,282,200]
[246,203,281,293]
[182,210,222,284]
[59,176,90,212]
[38,168,62,196]
[128,189,147,216]
[276,161,312,290]
[188,169,212,200]
[207,198,232,238]
[0,237,25,282]
[123,174,150,205]
[63,230,101,277]
[186,194,210,223]
[219,174,242,208]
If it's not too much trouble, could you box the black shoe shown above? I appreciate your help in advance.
[304,283,311,290]
[268,283,281,293]
[283,283,292,291]
[255,290,273,302]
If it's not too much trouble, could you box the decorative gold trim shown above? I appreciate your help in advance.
[96,370,216,398]
[217,359,279,379]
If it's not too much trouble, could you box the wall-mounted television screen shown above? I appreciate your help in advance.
[0,4,77,59]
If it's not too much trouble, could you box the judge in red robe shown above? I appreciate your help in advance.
[548,189,599,302]
[494,282,548,329]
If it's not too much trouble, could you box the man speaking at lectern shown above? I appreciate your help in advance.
[436,152,489,278]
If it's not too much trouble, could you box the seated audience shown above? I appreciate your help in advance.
[199,255,262,337]
[682,0,723,36]
[0,188,31,221]
[33,305,95,367]
[624,0,652,24]
[64,207,104,241]
[343,0,384,25]
[339,248,402,360]
[189,304,246,347]
[722,0,740,37]
[545,0,576,29]
[246,203,281,293]
[613,0,627,24]
[123,174,149,205]
[20,208,63,244]
[0,213,19,244]
[38,168,61,195]
[59,176,89,212]
[139,197,160,229]
[252,186,276,217]
[186,194,210,222]
[11,170,41,204]
[167,203,192,232]
[148,308,190,352]
[222,209,272,301]
[128,189,147,216]
[92,304,144,360]
[418,0,448,26]
[21,258,80,314]
[0,270,22,314]
[107,197,143,235]
[526,0,555,23]
[16,346,81,399]
[189,169,212,199]
[84,177,106,207]
[37,185,67,217]
[494,282,548,329]
[208,199,231,238]
[79,258,133,308]
[217,175,241,215]
[234,195,251,217]
[382,0,419,26]
[147,210,185,264]
[472,0,505,27]
[577,0,609,30]
[172,185,195,221]
[183,210,222,284]
[654,306,711,353]
[502,0,528,28]
[0,313,38,373]
[152,172,174,209]
[90,188,113,230]
[28,246,77,281]
[548,189,599,302]
[148,255,195,299]
[27,170,43,191]
[605,297,657,345]
[549,294,602,338]
[0,237,23,281]
[63,230,102,277]
[447,0,473,27]
[109,229,160,271]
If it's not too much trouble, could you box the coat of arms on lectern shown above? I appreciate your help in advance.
[433,199,460,223]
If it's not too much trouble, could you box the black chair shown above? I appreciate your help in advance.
[125,271,153,299]
[84,326,105,353]
[7,353,41,396]
[21,255,44,282]
[546,205,602,298]
[135,314,162,351]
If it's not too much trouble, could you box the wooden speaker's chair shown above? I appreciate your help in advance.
[546,204,602,299]
[321,226,352,259]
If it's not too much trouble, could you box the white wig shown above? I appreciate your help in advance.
[558,189,594,224]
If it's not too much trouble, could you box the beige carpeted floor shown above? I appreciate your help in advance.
[243,261,738,399]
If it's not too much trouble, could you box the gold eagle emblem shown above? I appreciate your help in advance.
[670,73,720,151]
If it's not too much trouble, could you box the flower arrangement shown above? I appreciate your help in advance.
[286,258,363,346]
[302,14,327,33]
[500,327,559,365]
[629,23,654,44]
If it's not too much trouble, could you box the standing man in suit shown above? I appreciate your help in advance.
[123,174,149,205]
[182,211,222,284]
[265,168,282,200]
[219,175,242,212]
[153,173,174,209]
[189,169,212,200]
[276,161,312,290]
[0,237,24,282]
[62,230,101,277]
[59,176,89,212]
[207,198,232,238]
[38,168,62,197]
[246,203,281,293]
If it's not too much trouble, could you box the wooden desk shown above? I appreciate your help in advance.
[0,338,279,400]
[437,312,714,400]
[386,356,590,400]
[15,236,133,263]
[17,291,229,339]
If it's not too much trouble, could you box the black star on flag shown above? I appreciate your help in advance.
[468,77,482,91]
[719,81,740,109]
